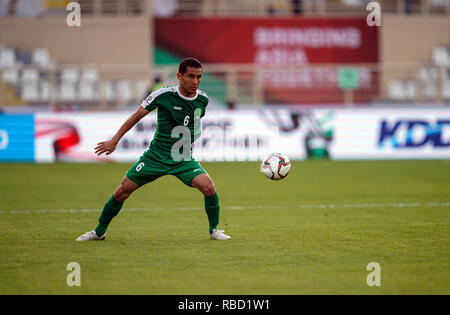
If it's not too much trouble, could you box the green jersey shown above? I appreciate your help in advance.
[140,85,208,163]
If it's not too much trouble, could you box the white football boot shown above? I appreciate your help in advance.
[210,229,231,240]
[76,230,106,241]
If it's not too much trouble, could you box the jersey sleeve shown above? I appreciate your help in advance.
[198,90,209,117]
[140,91,159,112]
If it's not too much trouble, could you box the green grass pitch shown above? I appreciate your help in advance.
[0,160,449,294]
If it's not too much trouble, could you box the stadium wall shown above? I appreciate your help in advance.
[1,108,449,162]
[0,16,152,77]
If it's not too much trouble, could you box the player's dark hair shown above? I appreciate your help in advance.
[178,57,202,74]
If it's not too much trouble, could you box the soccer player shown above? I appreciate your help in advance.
[76,58,230,241]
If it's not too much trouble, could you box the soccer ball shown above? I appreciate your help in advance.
[260,152,291,180]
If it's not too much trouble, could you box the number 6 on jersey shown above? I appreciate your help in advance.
[136,162,145,172]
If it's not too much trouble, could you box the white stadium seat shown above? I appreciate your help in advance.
[1,69,19,84]
[418,67,438,98]
[79,81,97,101]
[21,83,39,101]
[0,48,16,67]
[389,80,404,100]
[100,81,116,102]
[39,80,50,102]
[80,68,99,82]
[432,46,449,67]
[404,80,416,99]
[116,80,133,102]
[58,82,77,101]
[61,68,78,82]
[32,48,51,67]
[389,80,415,100]
[21,68,39,82]
[135,80,149,99]
[441,68,450,100]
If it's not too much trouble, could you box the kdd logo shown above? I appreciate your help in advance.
[378,119,450,148]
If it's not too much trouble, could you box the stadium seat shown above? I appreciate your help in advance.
[441,67,450,100]
[21,82,39,101]
[432,46,449,67]
[61,67,78,82]
[79,81,97,101]
[389,79,416,100]
[80,68,98,82]
[58,81,77,101]
[21,68,39,82]
[57,67,78,101]
[429,0,448,6]
[116,80,133,102]
[14,0,44,16]
[405,80,416,99]
[39,80,50,102]
[1,69,19,84]
[78,68,99,101]
[135,79,149,100]
[418,67,438,98]
[100,81,116,102]
[389,80,404,100]
[340,0,364,6]
[442,83,450,100]
[32,48,51,68]
[0,48,16,67]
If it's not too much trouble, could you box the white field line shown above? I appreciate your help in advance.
[0,202,449,214]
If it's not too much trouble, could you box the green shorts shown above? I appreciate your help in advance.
[125,154,207,187]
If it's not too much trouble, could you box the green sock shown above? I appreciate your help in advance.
[94,195,124,236]
[204,192,220,235]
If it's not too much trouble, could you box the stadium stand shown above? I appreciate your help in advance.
[388,45,450,102]
[0,0,448,109]
[174,0,450,15]
[0,44,151,110]
[0,0,448,17]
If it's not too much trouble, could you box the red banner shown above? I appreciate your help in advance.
[155,17,378,64]
[154,17,379,104]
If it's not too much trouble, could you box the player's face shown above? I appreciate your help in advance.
[177,66,202,97]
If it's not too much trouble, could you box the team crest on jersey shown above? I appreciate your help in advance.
[145,95,154,105]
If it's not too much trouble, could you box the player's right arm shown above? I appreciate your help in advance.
[95,106,150,156]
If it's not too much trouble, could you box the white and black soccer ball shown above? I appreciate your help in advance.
[260,152,291,180]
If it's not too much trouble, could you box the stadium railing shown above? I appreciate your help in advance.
[153,61,450,106]
[1,60,449,110]
[1,0,448,17]
[177,0,450,16]
[0,0,153,16]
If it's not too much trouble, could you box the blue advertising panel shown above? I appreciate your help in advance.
[0,115,35,162]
